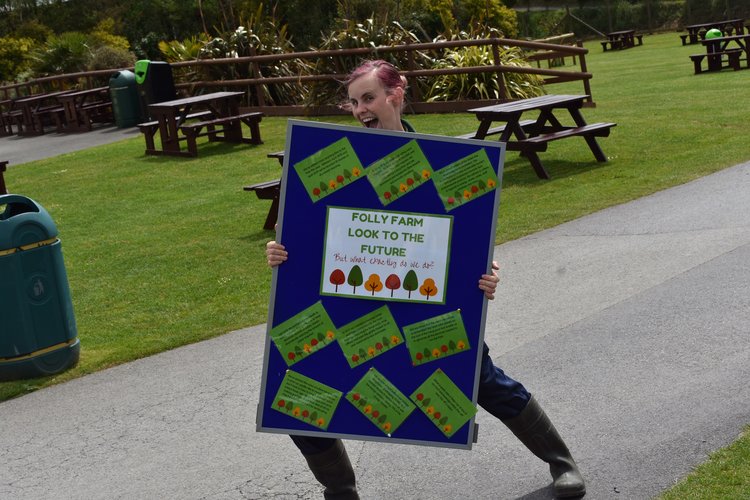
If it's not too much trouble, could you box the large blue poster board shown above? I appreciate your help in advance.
[257,120,505,449]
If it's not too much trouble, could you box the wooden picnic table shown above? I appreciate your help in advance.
[12,90,70,136]
[56,86,113,132]
[603,29,638,51]
[464,94,616,179]
[689,34,750,73]
[144,91,263,157]
[682,19,745,45]
[244,151,285,230]
[0,100,15,136]
[701,34,750,69]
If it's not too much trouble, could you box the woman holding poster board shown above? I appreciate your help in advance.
[265,60,585,499]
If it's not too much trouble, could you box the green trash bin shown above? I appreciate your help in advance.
[134,59,176,120]
[109,69,141,128]
[0,195,79,381]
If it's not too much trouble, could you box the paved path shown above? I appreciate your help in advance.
[1,157,748,499]
[0,124,140,167]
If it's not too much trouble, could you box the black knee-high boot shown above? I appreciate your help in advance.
[302,439,360,500]
[502,396,586,498]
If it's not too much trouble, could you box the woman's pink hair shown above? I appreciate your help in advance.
[341,59,408,112]
[344,59,407,94]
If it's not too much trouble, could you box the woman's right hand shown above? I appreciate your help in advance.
[266,241,288,267]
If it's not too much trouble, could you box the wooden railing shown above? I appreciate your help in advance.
[0,36,595,116]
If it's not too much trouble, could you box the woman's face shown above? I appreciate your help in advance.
[347,71,403,132]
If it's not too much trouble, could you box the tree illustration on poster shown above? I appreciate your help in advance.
[257,120,505,449]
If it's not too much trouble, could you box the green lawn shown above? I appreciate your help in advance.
[1,31,749,498]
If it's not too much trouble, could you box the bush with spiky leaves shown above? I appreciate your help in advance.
[28,31,91,77]
[172,5,309,106]
[158,34,211,85]
[307,18,432,108]
[427,27,544,102]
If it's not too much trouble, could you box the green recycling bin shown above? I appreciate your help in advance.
[0,195,79,381]
[109,69,141,128]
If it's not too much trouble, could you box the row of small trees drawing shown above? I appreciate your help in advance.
[329,266,438,300]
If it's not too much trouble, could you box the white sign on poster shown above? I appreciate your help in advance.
[320,207,453,304]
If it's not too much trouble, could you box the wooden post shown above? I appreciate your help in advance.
[249,46,266,107]
[405,41,422,105]
[490,34,509,101]
[577,40,593,107]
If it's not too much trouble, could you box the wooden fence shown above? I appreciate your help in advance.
[0,36,595,115]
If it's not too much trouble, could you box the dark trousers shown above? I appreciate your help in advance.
[291,342,530,455]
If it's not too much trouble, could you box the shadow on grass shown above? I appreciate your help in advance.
[501,155,614,187]
[238,227,276,242]
[135,140,266,163]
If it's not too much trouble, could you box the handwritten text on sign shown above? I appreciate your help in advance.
[321,207,452,304]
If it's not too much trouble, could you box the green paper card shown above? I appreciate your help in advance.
[337,305,404,367]
[346,368,415,436]
[294,137,364,202]
[269,301,338,366]
[272,370,343,430]
[431,149,499,211]
[410,369,478,438]
[366,140,434,206]
[402,310,471,366]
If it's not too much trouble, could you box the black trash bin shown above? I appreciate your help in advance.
[109,70,142,128]
[0,195,79,381]
[134,60,177,120]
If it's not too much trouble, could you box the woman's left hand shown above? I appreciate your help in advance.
[478,261,500,300]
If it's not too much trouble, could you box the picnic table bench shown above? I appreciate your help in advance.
[681,18,745,45]
[466,94,616,179]
[12,91,72,136]
[244,151,285,230]
[0,160,8,194]
[179,112,263,157]
[692,34,750,73]
[601,30,643,51]
[142,91,263,157]
[0,99,24,136]
[56,87,113,132]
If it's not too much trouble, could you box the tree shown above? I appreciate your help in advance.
[419,278,438,300]
[403,270,418,298]
[347,265,363,294]
[329,269,346,292]
[385,273,401,297]
[364,273,383,295]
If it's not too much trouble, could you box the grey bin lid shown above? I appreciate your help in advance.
[110,69,136,86]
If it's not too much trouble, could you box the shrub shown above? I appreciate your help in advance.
[427,25,544,103]
[13,20,53,43]
[427,43,544,102]
[308,18,431,108]
[0,36,34,83]
[28,31,90,76]
[88,45,136,71]
[89,18,131,52]
[198,5,307,107]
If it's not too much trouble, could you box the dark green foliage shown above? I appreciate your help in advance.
[428,31,544,101]
[28,31,90,76]
[13,20,53,43]
[307,18,430,107]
